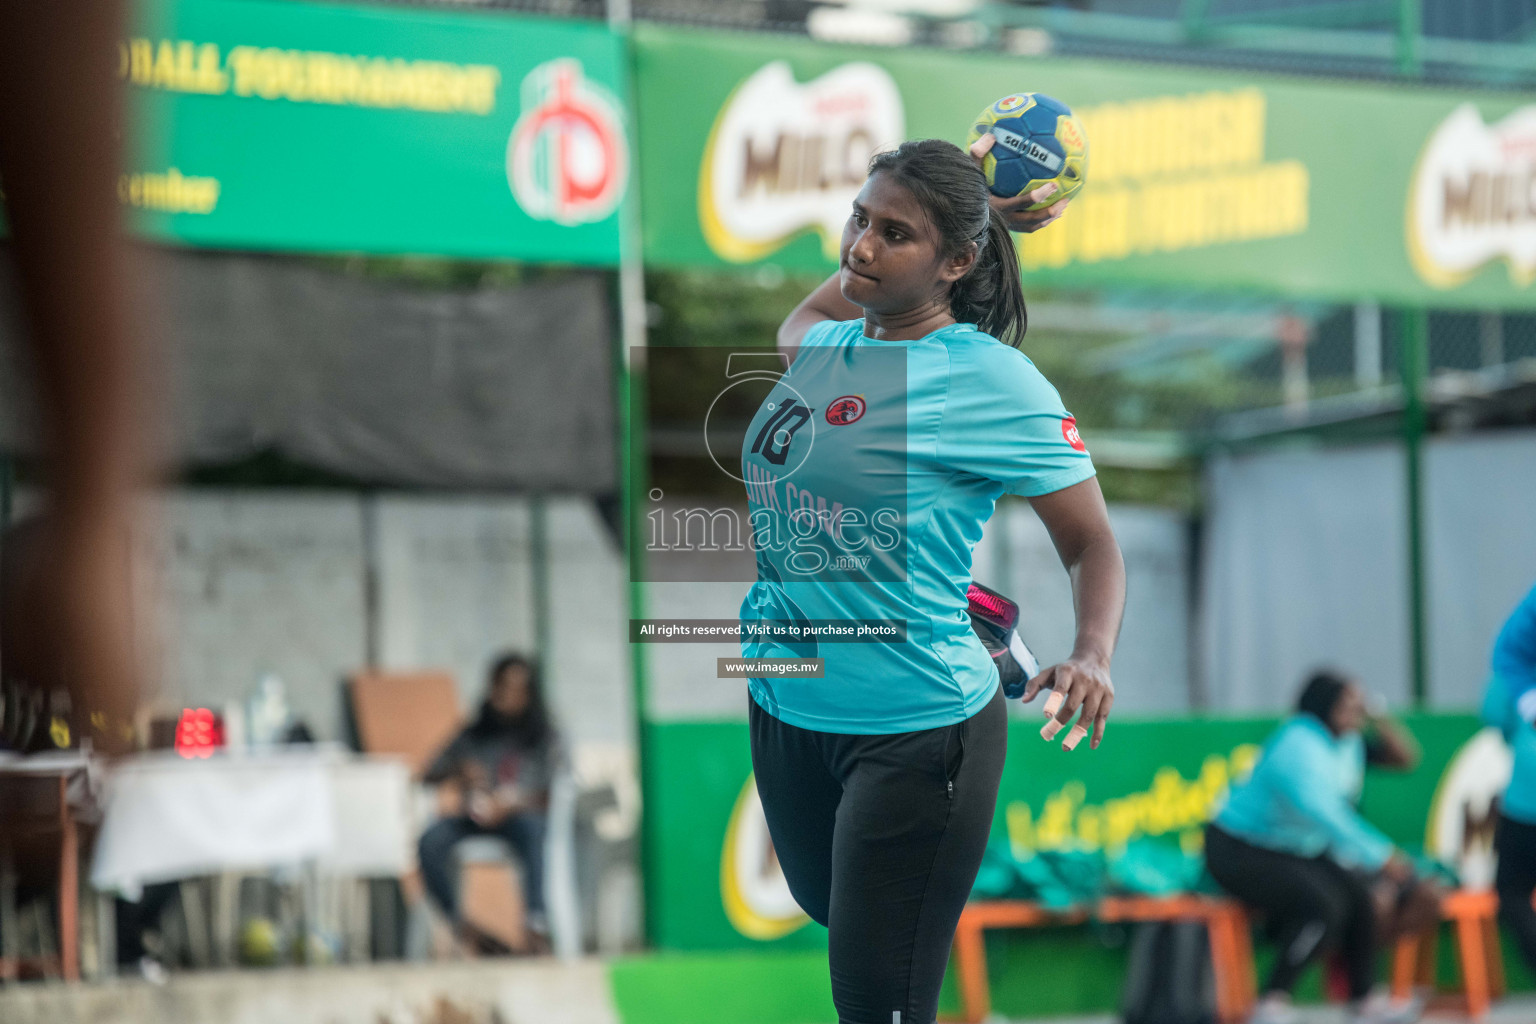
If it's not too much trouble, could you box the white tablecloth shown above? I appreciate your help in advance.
[91,747,412,896]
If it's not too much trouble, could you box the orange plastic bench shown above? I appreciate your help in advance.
[1391,889,1505,1021]
[946,900,1087,1023]
[945,896,1255,1024]
[1099,896,1257,1024]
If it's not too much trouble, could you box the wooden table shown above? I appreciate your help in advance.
[0,755,93,982]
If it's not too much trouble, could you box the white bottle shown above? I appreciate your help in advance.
[247,674,292,747]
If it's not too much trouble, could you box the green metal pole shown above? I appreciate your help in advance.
[1396,0,1421,76]
[1181,0,1212,43]
[610,0,658,949]
[529,493,552,672]
[623,350,657,946]
[1399,309,1429,708]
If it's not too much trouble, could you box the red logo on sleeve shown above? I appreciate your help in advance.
[1062,416,1087,452]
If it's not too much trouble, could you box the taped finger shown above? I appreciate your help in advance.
[1041,690,1065,719]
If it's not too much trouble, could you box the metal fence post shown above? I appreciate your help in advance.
[1397,0,1422,77]
[610,0,657,949]
[1400,308,1429,708]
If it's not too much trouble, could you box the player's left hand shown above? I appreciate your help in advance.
[1022,656,1115,752]
[968,134,1071,233]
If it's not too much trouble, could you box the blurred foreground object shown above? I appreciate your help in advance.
[0,0,152,736]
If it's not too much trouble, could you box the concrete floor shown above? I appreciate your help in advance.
[1013,996,1536,1024]
[2,965,1531,1024]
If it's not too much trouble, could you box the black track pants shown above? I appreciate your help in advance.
[1204,823,1378,1000]
[749,685,1007,1024]
[1495,813,1536,976]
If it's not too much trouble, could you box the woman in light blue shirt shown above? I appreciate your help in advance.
[743,138,1126,1024]
[1205,672,1422,1024]
[1483,583,1536,975]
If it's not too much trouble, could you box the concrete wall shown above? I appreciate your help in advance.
[1200,428,1536,713]
[147,490,1191,732]
[972,501,1193,717]
[1200,442,1410,712]
[152,492,370,742]
[144,491,629,749]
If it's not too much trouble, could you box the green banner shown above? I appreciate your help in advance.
[648,713,1488,951]
[633,24,1536,308]
[125,0,627,261]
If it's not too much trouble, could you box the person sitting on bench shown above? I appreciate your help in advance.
[1204,670,1424,1024]
[418,653,559,953]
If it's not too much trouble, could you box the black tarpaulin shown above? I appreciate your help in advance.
[0,251,616,492]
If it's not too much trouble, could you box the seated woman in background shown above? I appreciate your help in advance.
[419,653,559,954]
[1205,670,1434,1024]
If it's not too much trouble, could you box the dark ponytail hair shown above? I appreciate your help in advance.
[867,139,1028,348]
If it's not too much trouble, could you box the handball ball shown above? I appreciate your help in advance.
[967,92,1087,211]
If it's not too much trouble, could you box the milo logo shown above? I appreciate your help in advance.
[1408,102,1536,288]
[698,60,904,263]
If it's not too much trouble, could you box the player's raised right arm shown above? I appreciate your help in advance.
[778,272,861,356]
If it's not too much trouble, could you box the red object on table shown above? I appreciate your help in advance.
[173,707,224,759]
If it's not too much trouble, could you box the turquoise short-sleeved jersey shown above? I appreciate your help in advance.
[1214,716,1394,871]
[738,318,1096,734]
[1482,673,1536,826]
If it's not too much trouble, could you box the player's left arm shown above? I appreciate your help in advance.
[1024,477,1126,751]
[777,274,862,357]
[969,135,1071,233]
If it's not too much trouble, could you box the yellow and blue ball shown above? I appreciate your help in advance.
[967,92,1087,211]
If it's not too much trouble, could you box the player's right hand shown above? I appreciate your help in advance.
[1026,656,1115,752]
[968,134,1071,233]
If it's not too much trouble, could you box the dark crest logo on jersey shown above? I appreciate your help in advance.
[825,395,866,425]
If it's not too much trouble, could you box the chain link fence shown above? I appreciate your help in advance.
[640,266,1536,511]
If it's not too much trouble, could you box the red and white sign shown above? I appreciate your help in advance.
[1062,416,1087,452]
[508,59,628,226]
